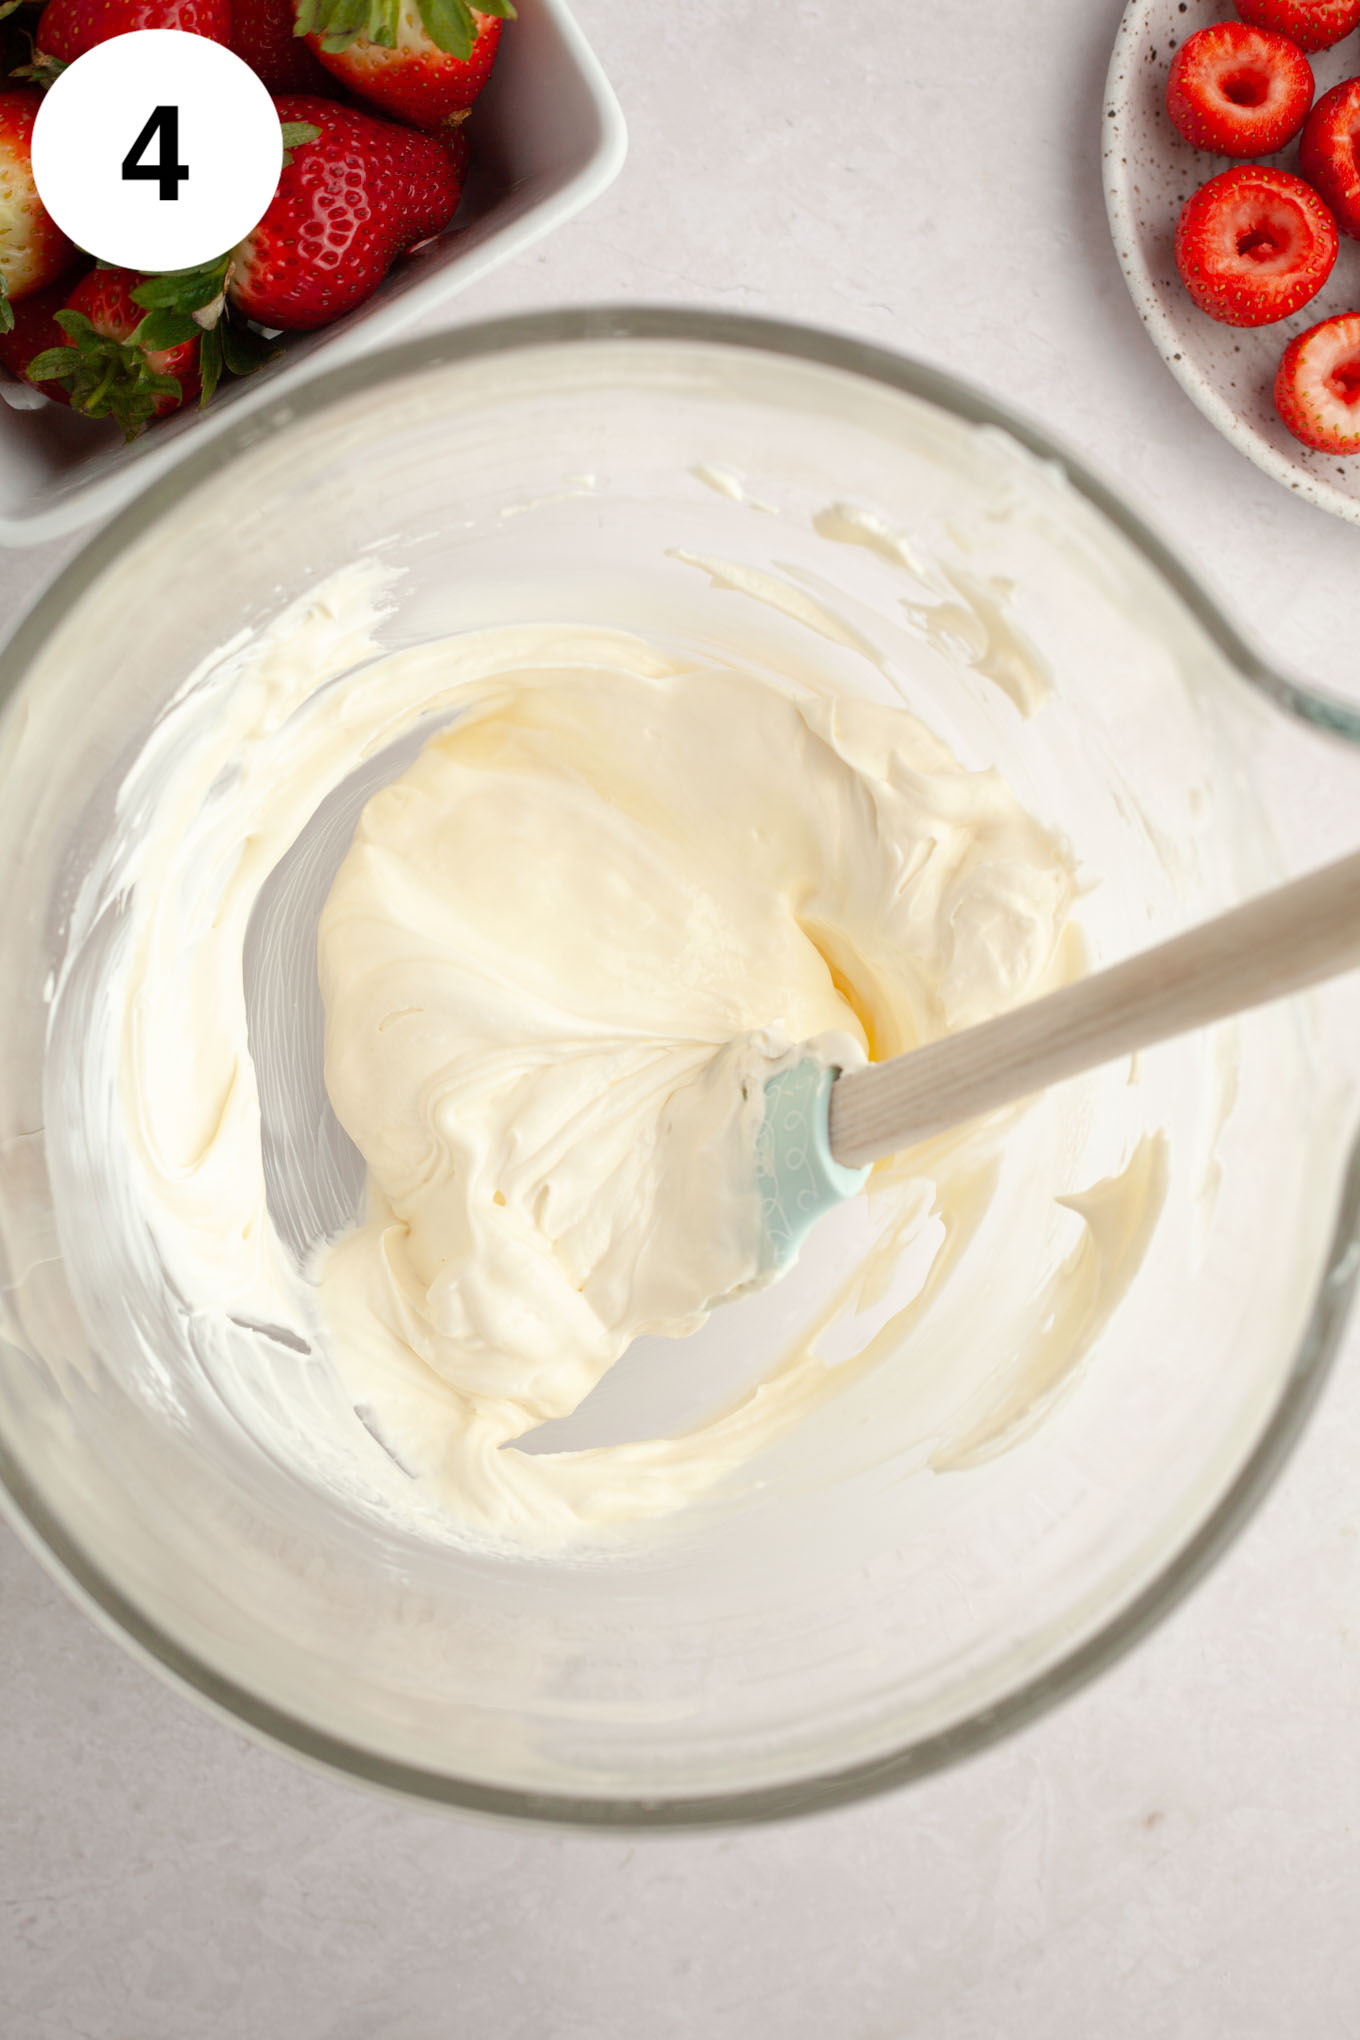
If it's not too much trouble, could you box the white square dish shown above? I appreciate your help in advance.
[0,0,626,546]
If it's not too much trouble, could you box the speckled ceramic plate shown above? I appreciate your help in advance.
[1104,0,1360,524]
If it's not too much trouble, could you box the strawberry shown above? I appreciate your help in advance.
[1235,0,1360,53]
[1175,165,1337,324]
[1299,77,1360,236]
[224,93,464,328]
[293,0,512,128]
[33,0,231,63]
[0,274,80,396]
[444,112,468,186]
[231,0,332,92]
[1167,23,1314,155]
[1275,312,1360,446]
[0,88,79,333]
[26,265,201,437]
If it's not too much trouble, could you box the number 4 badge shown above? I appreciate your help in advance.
[122,106,189,203]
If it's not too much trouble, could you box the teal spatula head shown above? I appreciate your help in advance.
[754,1060,870,1270]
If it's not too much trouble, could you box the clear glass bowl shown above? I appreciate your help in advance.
[1,310,1358,1827]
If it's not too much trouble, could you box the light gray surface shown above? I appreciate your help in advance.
[3,2,1360,2034]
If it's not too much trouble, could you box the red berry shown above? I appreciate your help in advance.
[25,266,199,437]
[1167,23,1314,155]
[35,0,230,62]
[72,266,199,394]
[1275,312,1360,447]
[297,0,508,129]
[0,89,80,306]
[1175,165,1337,324]
[231,0,333,93]
[0,275,82,397]
[228,94,465,330]
[1299,77,1360,236]
[1235,0,1360,53]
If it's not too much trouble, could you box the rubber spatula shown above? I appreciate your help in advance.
[755,845,1360,1264]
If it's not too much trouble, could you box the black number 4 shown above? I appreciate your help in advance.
[121,106,188,203]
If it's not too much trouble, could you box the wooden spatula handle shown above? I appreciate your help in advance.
[828,847,1360,1170]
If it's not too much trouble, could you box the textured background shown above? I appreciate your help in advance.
[4,2,1360,2034]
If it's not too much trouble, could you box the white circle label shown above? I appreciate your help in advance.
[31,31,283,272]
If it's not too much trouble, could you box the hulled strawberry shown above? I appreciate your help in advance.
[1275,312,1360,448]
[26,265,201,436]
[1300,77,1360,236]
[293,0,512,128]
[1235,0,1360,52]
[231,0,332,92]
[1166,22,1315,156]
[0,88,80,334]
[33,0,231,63]
[225,94,464,328]
[1175,165,1338,324]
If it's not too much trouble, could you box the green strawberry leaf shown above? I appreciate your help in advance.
[131,305,198,351]
[222,318,280,376]
[337,1,380,48]
[45,309,93,345]
[28,311,182,442]
[127,263,281,416]
[424,0,513,53]
[415,0,477,60]
[279,119,320,166]
[198,323,223,407]
[298,0,511,59]
[0,273,12,338]
[131,257,231,320]
[25,343,79,381]
[195,313,278,405]
[305,0,381,51]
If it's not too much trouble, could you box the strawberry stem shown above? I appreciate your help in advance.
[88,354,117,412]
[9,50,66,85]
[295,0,514,61]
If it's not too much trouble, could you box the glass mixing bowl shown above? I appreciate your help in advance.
[1,311,1358,1827]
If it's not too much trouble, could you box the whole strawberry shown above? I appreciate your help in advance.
[34,0,231,62]
[226,94,464,329]
[232,0,333,92]
[293,0,511,128]
[0,275,83,394]
[0,88,80,333]
[26,266,200,437]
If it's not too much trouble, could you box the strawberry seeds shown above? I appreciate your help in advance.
[0,0,510,438]
[1164,0,1360,452]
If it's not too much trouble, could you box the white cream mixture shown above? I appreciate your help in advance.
[89,561,1165,1542]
